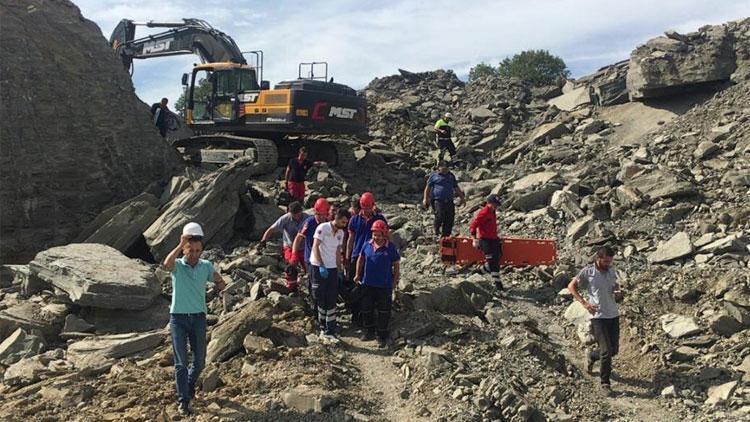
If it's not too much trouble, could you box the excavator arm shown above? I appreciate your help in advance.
[109,18,246,72]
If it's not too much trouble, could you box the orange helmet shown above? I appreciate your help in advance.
[314,197,330,215]
[371,220,389,233]
[360,192,375,209]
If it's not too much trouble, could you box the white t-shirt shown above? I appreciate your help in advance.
[310,222,344,269]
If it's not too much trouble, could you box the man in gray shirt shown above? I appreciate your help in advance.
[568,245,622,396]
[259,202,309,270]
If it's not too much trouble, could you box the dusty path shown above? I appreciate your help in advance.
[504,293,684,422]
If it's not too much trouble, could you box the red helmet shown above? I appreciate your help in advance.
[360,192,375,209]
[371,220,389,233]
[314,197,330,215]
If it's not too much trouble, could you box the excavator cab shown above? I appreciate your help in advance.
[187,65,260,124]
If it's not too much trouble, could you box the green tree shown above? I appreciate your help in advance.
[497,50,570,87]
[468,62,498,81]
[174,76,213,118]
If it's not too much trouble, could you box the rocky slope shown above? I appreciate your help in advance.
[0,0,183,264]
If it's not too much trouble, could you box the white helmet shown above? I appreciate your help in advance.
[444,112,452,119]
[182,222,204,237]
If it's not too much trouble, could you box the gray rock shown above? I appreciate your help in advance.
[243,334,274,354]
[648,232,694,263]
[67,331,164,370]
[693,141,720,160]
[660,313,702,338]
[468,106,496,121]
[83,195,160,254]
[705,380,738,405]
[0,302,67,341]
[566,216,593,243]
[62,314,95,334]
[282,386,336,413]
[201,366,220,392]
[206,300,273,362]
[0,328,46,366]
[548,86,591,111]
[3,355,52,386]
[627,170,697,200]
[707,311,743,337]
[29,244,161,310]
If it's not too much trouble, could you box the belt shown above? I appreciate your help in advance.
[171,312,205,316]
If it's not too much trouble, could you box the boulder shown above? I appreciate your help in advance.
[206,300,273,362]
[144,157,267,260]
[29,244,161,310]
[413,281,489,316]
[648,232,694,263]
[547,86,591,111]
[705,381,738,405]
[660,314,701,338]
[62,314,95,334]
[67,331,164,370]
[282,386,336,413]
[566,216,593,243]
[468,106,496,121]
[82,195,160,254]
[80,296,170,333]
[243,334,274,354]
[550,190,584,218]
[529,122,570,143]
[626,170,697,200]
[0,328,46,366]
[707,311,743,337]
[0,302,67,341]
[3,355,52,386]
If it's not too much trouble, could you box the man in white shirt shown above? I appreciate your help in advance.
[310,208,350,340]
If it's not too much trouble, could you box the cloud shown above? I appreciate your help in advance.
[76,0,750,105]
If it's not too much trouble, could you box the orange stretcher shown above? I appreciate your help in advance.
[440,236,557,267]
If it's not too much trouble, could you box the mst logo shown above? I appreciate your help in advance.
[143,38,174,54]
[328,106,357,119]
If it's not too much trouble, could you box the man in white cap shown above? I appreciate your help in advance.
[434,112,456,163]
[163,222,226,416]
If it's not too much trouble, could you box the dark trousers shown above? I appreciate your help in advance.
[360,285,393,341]
[311,265,339,335]
[437,137,456,161]
[170,313,207,405]
[479,238,502,286]
[591,317,620,385]
[432,200,455,237]
[346,258,363,326]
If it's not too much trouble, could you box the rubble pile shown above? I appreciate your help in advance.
[1,6,750,421]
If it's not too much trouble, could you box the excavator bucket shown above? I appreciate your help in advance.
[440,236,557,267]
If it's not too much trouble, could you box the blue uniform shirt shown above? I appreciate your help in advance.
[300,215,322,263]
[170,257,214,314]
[427,171,458,202]
[348,212,387,259]
[361,240,401,289]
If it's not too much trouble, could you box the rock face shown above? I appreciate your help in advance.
[0,0,183,264]
[627,19,750,99]
[28,244,161,310]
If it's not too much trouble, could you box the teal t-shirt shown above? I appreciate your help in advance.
[170,257,214,314]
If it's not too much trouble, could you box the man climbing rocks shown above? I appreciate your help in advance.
[310,208,350,341]
[470,194,504,291]
[285,147,324,202]
[434,112,456,163]
[292,198,331,295]
[355,220,400,348]
[163,222,226,416]
[151,97,170,138]
[346,192,387,326]
[423,160,465,240]
[259,201,308,289]
[567,245,622,397]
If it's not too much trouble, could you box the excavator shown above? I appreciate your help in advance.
[110,18,367,172]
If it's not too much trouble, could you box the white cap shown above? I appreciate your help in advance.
[444,112,452,119]
[182,222,204,237]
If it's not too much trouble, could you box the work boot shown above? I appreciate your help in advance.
[377,336,388,349]
[494,281,505,291]
[177,402,192,416]
[361,329,376,342]
[600,383,614,397]
[585,351,595,374]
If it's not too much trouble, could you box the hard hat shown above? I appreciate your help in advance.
[486,194,502,206]
[182,222,204,237]
[444,112,452,119]
[360,192,375,209]
[371,220,389,233]
[314,197,330,214]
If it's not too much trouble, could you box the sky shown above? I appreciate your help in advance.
[77,0,750,106]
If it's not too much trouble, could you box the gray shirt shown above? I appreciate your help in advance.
[575,264,619,319]
[271,212,309,247]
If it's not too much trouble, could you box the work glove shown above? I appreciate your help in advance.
[319,266,329,279]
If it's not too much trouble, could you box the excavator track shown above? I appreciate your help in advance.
[173,134,278,173]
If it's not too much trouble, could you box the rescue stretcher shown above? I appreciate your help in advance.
[440,236,557,267]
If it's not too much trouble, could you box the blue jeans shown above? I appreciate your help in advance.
[170,313,207,404]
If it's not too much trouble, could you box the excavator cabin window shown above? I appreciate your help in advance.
[190,68,259,122]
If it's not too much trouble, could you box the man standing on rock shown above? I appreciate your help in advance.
[346,192,387,327]
[469,194,504,291]
[259,201,308,269]
[434,112,456,163]
[354,220,400,348]
[163,222,226,416]
[423,160,465,241]
[293,198,331,294]
[151,97,170,138]
[567,245,622,397]
[285,147,324,202]
[310,208,350,341]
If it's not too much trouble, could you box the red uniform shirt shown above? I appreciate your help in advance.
[470,204,499,239]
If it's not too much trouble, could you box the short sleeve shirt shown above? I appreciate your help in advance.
[170,257,214,314]
[348,212,387,258]
[272,212,309,247]
[310,222,345,269]
[575,264,619,319]
[361,241,401,289]
[288,158,313,182]
[435,119,452,139]
[427,172,458,201]
[299,215,321,263]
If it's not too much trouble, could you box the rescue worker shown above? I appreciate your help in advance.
[423,160,465,241]
[285,147,325,202]
[258,202,308,290]
[567,246,623,397]
[163,222,226,416]
[310,208,350,341]
[354,220,400,348]
[150,97,171,138]
[292,198,331,295]
[434,112,456,163]
[469,194,504,291]
[346,192,387,327]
